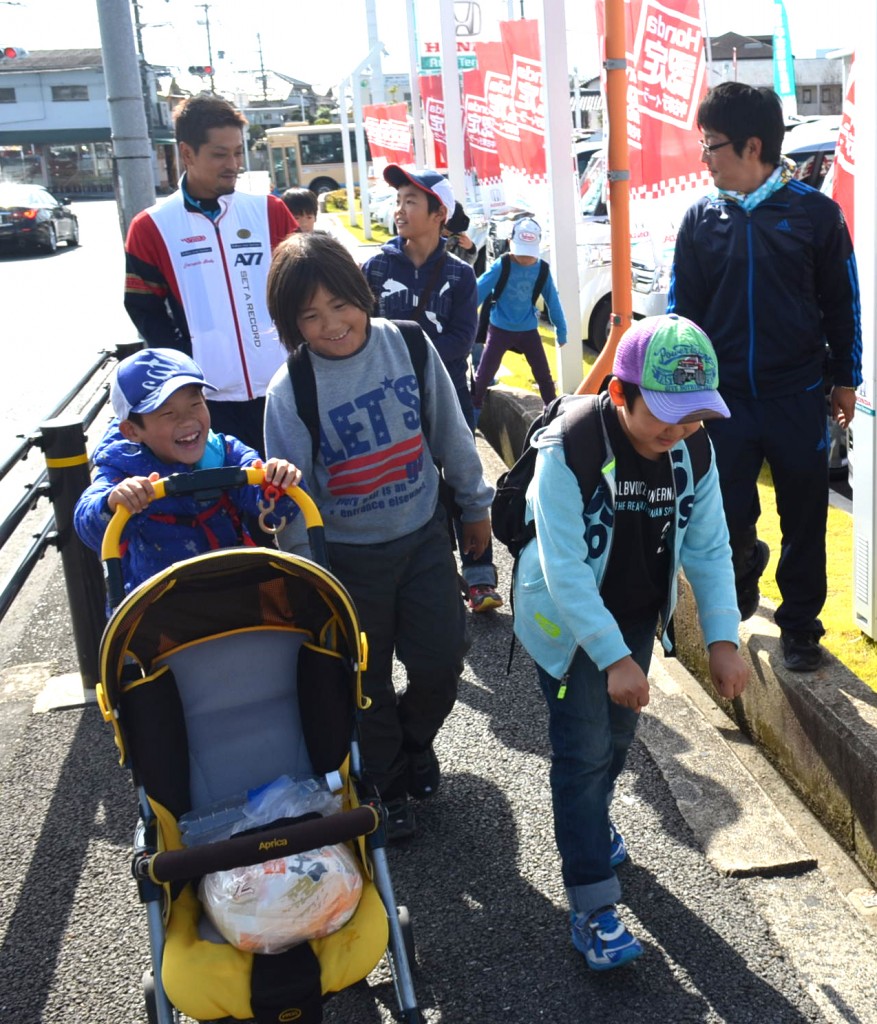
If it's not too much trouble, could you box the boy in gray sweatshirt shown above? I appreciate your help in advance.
[264,232,494,841]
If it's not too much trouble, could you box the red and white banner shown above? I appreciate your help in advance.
[596,0,709,203]
[596,0,710,259]
[832,57,855,243]
[462,58,505,209]
[475,21,545,210]
[417,74,448,170]
[362,103,413,167]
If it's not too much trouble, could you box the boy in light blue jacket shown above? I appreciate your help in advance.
[473,216,567,413]
[513,314,748,971]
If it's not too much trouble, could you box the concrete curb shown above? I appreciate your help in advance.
[479,383,877,889]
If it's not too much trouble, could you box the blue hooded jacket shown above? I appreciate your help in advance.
[362,237,478,391]
[513,394,740,680]
[74,424,296,594]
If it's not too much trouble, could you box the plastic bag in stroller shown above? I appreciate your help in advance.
[94,465,423,1024]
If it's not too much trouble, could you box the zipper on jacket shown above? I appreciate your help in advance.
[658,450,680,641]
[211,214,254,399]
[745,214,758,398]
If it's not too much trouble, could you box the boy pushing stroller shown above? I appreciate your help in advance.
[74,347,300,593]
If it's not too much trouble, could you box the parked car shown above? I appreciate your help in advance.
[0,183,79,253]
[784,116,841,189]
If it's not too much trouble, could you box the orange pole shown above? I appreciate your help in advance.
[576,0,632,394]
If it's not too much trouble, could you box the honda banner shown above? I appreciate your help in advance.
[475,21,546,212]
[596,0,711,255]
[417,74,448,170]
[362,103,413,169]
[597,0,708,198]
[832,58,855,243]
[462,49,505,212]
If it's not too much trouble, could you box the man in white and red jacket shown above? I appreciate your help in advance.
[124,94,297,454]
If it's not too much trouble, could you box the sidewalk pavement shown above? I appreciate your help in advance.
[4,438,877,1023]
[315,208,877,894]
[479,383,877,895]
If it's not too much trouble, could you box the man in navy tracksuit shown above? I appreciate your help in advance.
[668,82,862,672]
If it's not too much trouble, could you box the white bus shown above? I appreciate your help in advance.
[266,124,371,195]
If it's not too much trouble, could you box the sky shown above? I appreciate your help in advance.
[1,0,860,95]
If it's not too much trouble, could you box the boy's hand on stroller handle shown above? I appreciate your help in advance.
[107,474,158,514]
[100,465,322,563]
[252,457,302,502]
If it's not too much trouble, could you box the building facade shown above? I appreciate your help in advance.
[0,49,175,196]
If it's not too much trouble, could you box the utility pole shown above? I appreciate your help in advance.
[257,32,268,103]
[96,0,156,238]
[197,3,216,94]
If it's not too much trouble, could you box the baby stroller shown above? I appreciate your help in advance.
[94,465,423,1024]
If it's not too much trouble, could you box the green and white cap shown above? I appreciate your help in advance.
[612,314,730,424]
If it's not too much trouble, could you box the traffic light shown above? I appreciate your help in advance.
[188,65,214,76]
[1,47,29,60]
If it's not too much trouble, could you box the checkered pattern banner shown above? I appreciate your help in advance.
[630,169,712,201]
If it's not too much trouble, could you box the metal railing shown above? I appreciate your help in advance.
[0,341,143,687]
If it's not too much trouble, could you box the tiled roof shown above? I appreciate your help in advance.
[0,49,104,73]
[709,33,774,61]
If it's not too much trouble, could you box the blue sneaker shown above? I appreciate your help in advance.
[609,821,627,868]
[571,906,643,971]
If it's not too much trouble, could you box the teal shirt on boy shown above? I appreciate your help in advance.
[476,257,568,345]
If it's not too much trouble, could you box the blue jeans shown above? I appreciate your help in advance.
[535,618,656,918]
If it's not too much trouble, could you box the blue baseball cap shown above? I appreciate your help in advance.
[111,348,217,421]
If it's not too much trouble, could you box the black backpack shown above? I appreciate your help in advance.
[491,393,713,559]
[475,253,551,351]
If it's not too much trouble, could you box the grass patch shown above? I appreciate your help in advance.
[493,326,596,392]
[329,209,394,246]
[755,464,876,689]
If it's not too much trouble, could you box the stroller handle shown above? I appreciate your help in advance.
[135,804,380,884]
[100,465,327,607]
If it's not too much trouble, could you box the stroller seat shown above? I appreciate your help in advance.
[156,628,317,807]
[98,548,395,1023]
[97,474,422,1024]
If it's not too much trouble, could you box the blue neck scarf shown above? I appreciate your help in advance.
[716,157,795,212]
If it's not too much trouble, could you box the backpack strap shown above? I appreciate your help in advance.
[682,425,712,485]
[531,259,550,305]
[287,344,321,464]
[492,252,512,301]
[390,319,430,440]
[560,394,607,509]
[287,323,431,463]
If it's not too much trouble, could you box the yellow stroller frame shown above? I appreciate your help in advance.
[95,465,422,1023]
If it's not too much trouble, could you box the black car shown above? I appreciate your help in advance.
[0,183,79,253]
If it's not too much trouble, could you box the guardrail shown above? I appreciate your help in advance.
[0,341,143,688]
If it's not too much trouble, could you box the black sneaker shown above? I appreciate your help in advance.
[781,631,824,673]
[407,745,440,799]
[737,540,770,620]
[383,796,416,842]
